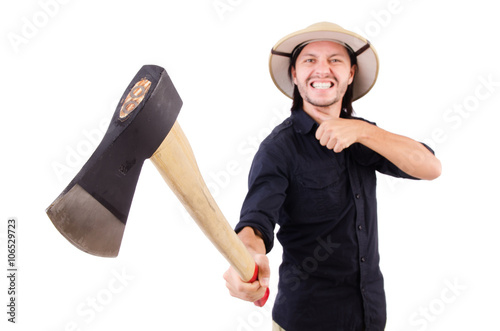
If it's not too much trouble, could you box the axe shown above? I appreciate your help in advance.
[46,65,269,306]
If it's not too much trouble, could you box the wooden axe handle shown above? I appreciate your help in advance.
[150,121,269,307]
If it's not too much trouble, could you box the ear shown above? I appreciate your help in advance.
[348,64,357,85]
[291,66,298,85]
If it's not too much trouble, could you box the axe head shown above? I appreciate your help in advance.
[46,65,182,257]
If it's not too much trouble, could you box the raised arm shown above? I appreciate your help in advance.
[315,118,442,180]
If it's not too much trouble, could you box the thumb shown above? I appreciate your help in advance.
[254,254,270,287]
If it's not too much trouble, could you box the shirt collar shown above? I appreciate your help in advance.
[291,109,317,135]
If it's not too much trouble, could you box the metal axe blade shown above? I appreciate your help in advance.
[46,184,125,257]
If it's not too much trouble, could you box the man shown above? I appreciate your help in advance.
[223,22,441,331]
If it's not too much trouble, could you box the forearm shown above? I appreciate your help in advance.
[358,122,442,180]
[237,226,267,257]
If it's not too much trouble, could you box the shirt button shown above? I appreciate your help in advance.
[355,194,361,199]
[358,225,363,230]
[361,257,366,262]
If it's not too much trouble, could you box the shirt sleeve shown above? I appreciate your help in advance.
[235,141,289,254]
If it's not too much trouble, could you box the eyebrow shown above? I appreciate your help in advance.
[299,52,348,59]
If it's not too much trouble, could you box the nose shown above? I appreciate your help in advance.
[314,59,332,76]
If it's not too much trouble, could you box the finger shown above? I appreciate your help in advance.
[315,124,324,141]
[223,267,239,284]
[319,131,333,147]
[226,278,261,301]
[335,142,350,153]
[223,267,244,291]
[254,255,270,287]
[326,137,337,150]
[224,265,267,302]
[240,281,264,302]
[316,121,334,142]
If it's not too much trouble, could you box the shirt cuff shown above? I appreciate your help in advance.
[235,220,274,254]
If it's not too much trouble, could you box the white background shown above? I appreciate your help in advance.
[1,0,499,330]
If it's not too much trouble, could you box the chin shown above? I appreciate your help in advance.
[306,97,340,108]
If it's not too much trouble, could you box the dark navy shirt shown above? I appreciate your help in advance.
[236,109,425,331]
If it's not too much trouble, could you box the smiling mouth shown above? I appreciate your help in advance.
[311,82,334,89]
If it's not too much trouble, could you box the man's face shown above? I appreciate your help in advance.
[291,41,356,115]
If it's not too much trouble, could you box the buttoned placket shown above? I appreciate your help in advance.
[346,150,371,325]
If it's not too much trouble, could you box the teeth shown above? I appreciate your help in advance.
[312,82,332,89]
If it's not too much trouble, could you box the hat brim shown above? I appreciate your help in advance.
[269,22,379,101]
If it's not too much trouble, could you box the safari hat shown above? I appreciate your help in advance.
[269,22,379,101]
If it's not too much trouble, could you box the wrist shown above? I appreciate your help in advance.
[238,227,266,256]
[356,120,375,145]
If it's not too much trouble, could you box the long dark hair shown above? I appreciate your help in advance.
[288,43,357,118]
